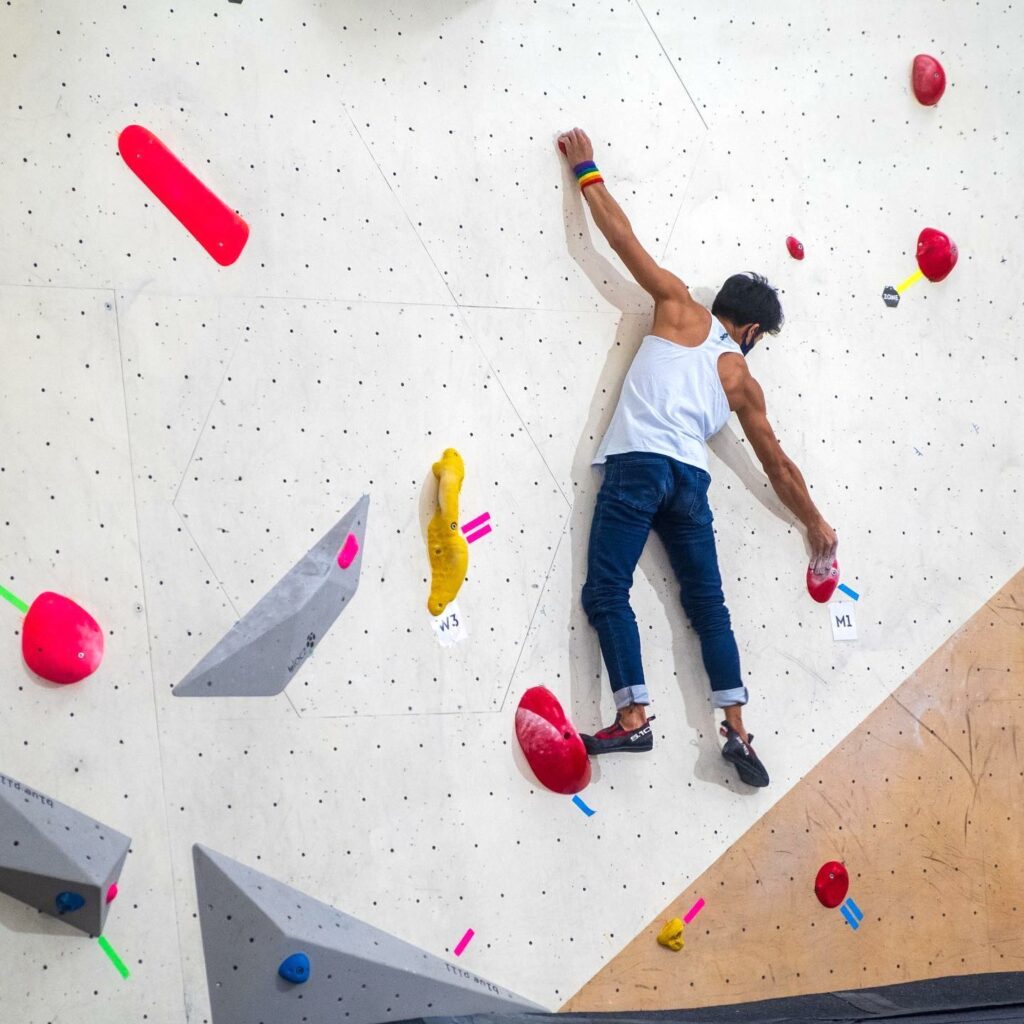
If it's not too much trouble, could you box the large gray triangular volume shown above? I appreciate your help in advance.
[0,770,131,936]
[174,494,369,697]
[192,844,547,1024]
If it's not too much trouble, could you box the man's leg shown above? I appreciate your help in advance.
[654,460,769,785]
[581,456,667,730]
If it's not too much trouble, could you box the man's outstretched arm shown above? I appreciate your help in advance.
[734,374,838,572]
[559,128,692,304]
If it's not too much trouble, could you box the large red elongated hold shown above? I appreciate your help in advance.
[118,125,249,266]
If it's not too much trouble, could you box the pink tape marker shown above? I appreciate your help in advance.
[453,928,475,957]
[462,512,490,534]
[337,533,359,569]
[464,524,492,544]
[683,897,705,924]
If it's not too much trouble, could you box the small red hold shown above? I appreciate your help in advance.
[786,236,805,260]
[806,558,840,604]
[916,227,958,282]
[912,54,946,106]
[815,861,850,908]
[22,592,104,684]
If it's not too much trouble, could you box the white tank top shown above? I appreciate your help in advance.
[594,315,742,474]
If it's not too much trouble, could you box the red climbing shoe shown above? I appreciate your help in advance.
[581,714,655,755]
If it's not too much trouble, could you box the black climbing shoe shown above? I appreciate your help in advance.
[581,714,656,755]
[720,721,770,788]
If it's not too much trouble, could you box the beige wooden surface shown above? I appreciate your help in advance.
[563,571,1024,1011]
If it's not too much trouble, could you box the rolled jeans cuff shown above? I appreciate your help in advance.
[613,684,650,710]
[712,685,748,708]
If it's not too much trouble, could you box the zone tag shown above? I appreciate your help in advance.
[431,600,469,647]
[829,601,858,641]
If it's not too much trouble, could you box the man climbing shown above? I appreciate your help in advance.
[558,128,838,788]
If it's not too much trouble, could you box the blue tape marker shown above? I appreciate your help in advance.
[840,903,859,929]
[837,583,859,601]
[572,795,595,817]
[844,897,863,921]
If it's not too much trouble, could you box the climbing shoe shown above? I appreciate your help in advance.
[581,714,655,755]
[720,720,769,788]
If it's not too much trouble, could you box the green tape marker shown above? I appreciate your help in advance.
[0,584,29,614]
[97,935,130,979]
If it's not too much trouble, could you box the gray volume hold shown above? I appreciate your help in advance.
[0,771,131,936]
[174,494,369,697]
[192,844,547,1024]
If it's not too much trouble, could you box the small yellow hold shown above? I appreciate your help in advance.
[427,448,469,616]
[656,917,684,951]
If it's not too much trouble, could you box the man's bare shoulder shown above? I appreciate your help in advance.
[717,352,754,412]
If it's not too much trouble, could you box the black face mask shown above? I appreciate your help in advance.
[739,327,761,357]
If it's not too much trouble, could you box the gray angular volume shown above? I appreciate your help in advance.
[174,494,369,697]
[0,771,131,936]
[192,844,547,1024]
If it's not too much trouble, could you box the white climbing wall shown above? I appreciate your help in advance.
[0,1,1021,1021]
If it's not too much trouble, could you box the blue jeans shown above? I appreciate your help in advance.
[581,452,748,711]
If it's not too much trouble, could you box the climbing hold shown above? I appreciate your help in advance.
[117,125,249,266]
[912,54,946,106]
[814,861,850,908]
[337,532,360,570]
[22,592,104,684]
[806,558,840,604]
[916,226,958,283]
[656,917,684,951]
[514,686,591,795]
[786,236,805,260]
[278,951,311,984]
[106,883,118,904]
[427,449,469,616]
[55,890,86,915]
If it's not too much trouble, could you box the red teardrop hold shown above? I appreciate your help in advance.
[916,226,959,283]
[806,558,840,604]
[515,686,591,794]
[22,592,104,684]
[912,54,946,106]
[786,236,805,260]
[815,860,850,908]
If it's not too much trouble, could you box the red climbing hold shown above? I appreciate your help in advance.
[806,559,840,604]
[118,125,249,266]
[22,592,104,684]
[815,860,850,908]
[912,54,946,106]
[515,686,591,795]
[786,236,805,260]
[916,227,958,283]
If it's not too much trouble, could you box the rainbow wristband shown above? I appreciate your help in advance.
[573,160,604,192]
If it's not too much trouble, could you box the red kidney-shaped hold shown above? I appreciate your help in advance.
[815,861,850,908]
[786,236,805,260]
[22,592,104,684]
[912,54,946,106]
[916,227,958,283]
[515,686,591,794]
[806,559,840,604]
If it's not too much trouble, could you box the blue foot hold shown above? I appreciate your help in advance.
[278,952,311,984]
[55,891,85,915]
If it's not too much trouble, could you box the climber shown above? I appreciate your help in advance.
[558,128,838,788]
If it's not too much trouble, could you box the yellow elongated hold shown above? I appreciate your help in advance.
[656,917,684,951]
[427,448,469,616]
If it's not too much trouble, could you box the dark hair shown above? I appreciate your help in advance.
[711,272,784,337]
